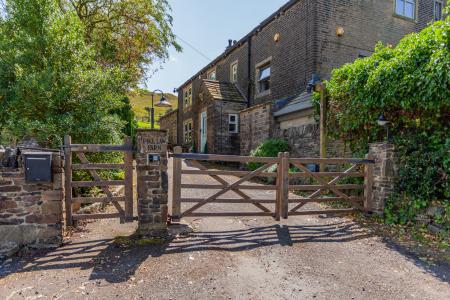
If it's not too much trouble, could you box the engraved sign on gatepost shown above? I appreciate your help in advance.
[137,131,168,154]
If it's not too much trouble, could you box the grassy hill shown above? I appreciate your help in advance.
[129,90,178,128]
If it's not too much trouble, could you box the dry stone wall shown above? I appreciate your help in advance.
[0,151,64,257]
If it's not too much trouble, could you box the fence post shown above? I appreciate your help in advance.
[171,146,182,221]
[123,136,134,222]
[275,152,283,221]
[281,152,290,219]
[364,154,374,213]
[63,135,73,227]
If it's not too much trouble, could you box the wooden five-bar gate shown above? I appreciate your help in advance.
[170,147,374,221]
[64,136,134,226]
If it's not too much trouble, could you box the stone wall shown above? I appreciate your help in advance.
[136,129,169,237]
[159,109,178,147]
[369,142,399,215]
[0,151,64,256]
[240,103,273,155]
[212,100,247,155]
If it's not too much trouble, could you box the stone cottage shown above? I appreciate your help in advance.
[160,0,446,155]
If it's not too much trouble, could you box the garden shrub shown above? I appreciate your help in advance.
[247,139,289,171]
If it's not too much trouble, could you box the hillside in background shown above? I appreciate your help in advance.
[129,90,178,128]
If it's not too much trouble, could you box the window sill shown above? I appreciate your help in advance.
[393,13,417,23]
[255,89,271,99]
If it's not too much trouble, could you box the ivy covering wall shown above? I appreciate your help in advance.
[325,13,450,228]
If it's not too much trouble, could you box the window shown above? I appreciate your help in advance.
[257,64,271,93]
[183,119,193,143]
[228,114,238,133]
[207,69,216,80]
[230,61,238,83]
[183,85,192,109]
[434,1,444,21]
[395,0,416,19]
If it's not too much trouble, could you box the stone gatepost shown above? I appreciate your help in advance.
[136,129,169,237]
[368,142,399,215]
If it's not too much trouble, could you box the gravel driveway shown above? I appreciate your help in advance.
[0,158,449,300]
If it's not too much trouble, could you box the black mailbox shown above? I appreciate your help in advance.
[148,153,161,163]
[23,152,53,183]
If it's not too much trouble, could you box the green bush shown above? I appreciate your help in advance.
[384,132,449,226]
[247,139,289,171]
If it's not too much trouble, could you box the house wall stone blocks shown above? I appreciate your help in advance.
[159,109,178,148]
[0,152,64,256]
[240,103,273,155]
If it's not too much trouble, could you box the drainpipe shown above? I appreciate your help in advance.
[246,35,252,108]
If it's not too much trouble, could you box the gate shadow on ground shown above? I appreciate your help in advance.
[1,221,448,284]
[0,221,367,283]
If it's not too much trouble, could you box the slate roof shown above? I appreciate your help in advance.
[273,91,313,117]
[203,80,246,102]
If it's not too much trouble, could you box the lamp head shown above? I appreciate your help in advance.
[377,114,389,126]
[155,95,172,108]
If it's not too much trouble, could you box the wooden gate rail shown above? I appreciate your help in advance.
[64,136,134,226]
[170,148,375,221]
[286,156,374,217]
[170,147,281,220]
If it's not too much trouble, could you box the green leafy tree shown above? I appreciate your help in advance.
[0,0,127,146]
[58,0,181,87]
[325,12,450,225]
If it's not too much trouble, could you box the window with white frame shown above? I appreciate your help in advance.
[183,85,192,109]
[434,1,444,21]
[183,119,193,143]
[207,69,216,80]
[395,0,416,19]
[228,114,238,133]
[257,63,271,94]
[230,61,238,83]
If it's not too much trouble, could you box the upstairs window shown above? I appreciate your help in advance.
[256,61,271,94]
[395,0,416,19]
[183,85,192,109]
[207,69,216,80]
[434,1,444,21]
[257,64,271,94]
[183,119,193,143]
[228,114,239,133]
[230,61,238,83]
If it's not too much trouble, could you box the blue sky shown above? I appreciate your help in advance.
[145,0,287,95]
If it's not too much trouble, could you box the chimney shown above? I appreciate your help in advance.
[226,39,233,50]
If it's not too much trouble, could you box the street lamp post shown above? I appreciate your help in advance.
[149,89,172,129]
[377,114,392,142]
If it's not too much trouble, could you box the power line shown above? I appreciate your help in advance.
[175,34,212,62]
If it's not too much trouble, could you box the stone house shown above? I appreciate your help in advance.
[167,0,446,155]
[158,109,178,148]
